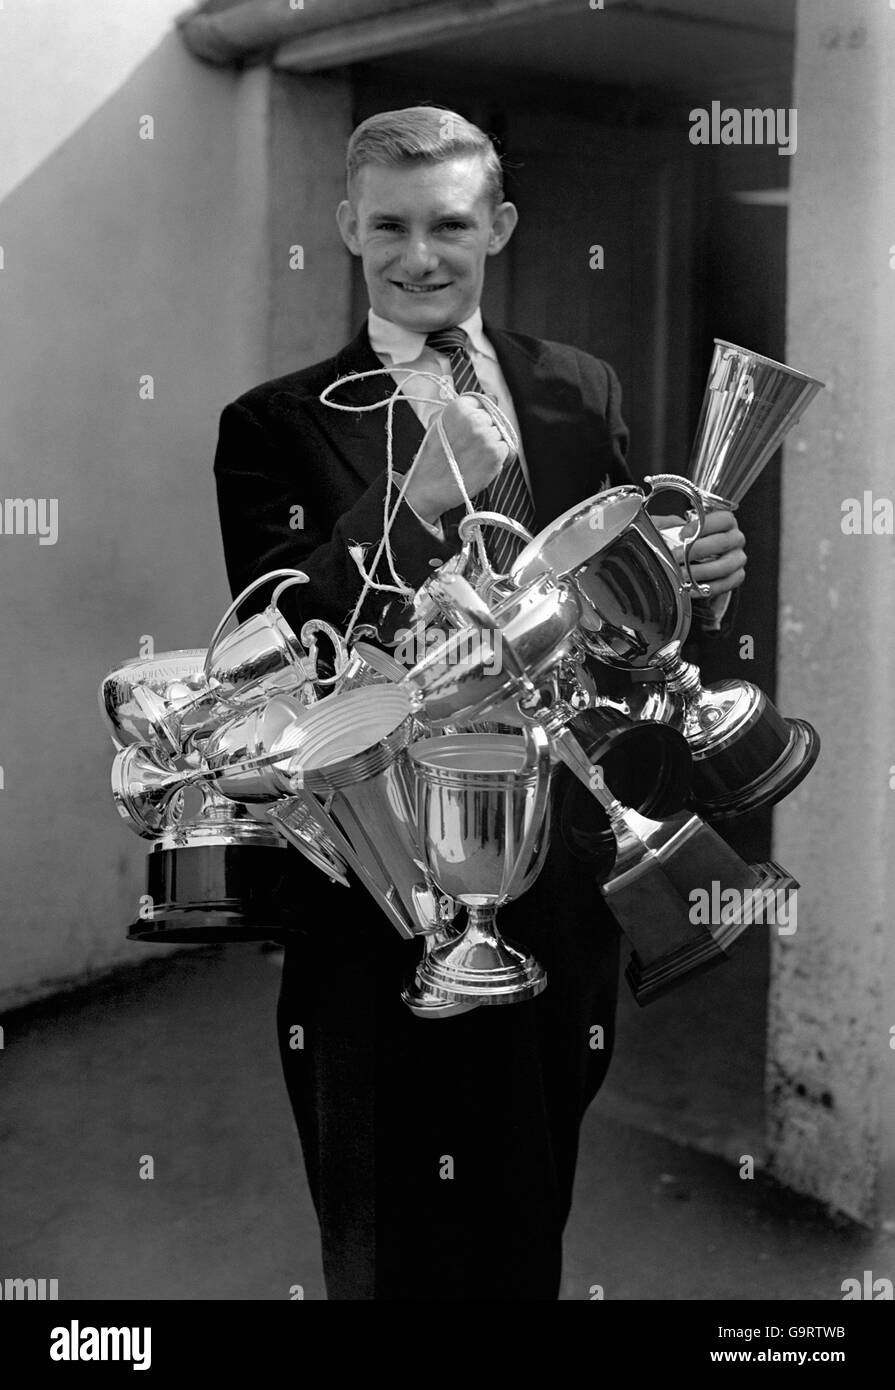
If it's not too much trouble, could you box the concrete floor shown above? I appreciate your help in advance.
[0,942,891,1301]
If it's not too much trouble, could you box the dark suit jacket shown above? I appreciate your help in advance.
[213,321,634,641]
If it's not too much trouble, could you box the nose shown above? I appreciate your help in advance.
[400,237,439,279]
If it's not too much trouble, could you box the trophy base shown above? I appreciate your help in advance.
[128,843,301,944]
[415,933,546,1006]
[693,717,820,823]
[624,860,797,1005]
[670,669,820,822]
[400,977,479,1018]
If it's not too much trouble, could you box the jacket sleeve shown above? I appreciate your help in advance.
[603,359,634,485]
[213,398,458,640]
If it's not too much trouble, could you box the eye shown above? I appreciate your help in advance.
[438,221,469,232]
[373,221,404,233]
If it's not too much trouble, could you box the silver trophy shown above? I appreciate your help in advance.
[408,726,554,1005]
[686,339,825,512]
[274,683,472,1017]
[510,484,820,821]
[103,650,293,942]
[100,570,350,941]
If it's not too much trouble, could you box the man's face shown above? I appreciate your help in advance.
[336,154,518,333]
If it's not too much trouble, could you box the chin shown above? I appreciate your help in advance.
[377,286,470,329]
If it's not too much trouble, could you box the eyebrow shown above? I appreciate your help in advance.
[366,209,479,221]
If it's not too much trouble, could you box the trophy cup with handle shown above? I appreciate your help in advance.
[660,339,825,631]
[408,725,554,1005]
[510,483,820,821]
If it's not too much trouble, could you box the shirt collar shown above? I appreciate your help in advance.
[367,306,495,364]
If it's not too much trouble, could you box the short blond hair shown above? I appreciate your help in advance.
[347,106,504,206]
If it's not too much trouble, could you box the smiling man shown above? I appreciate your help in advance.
[214,106,746,1302]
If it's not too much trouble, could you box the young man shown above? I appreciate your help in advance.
[214,107,746,1301]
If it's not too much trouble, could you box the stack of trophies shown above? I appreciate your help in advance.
[99,341,824,1016]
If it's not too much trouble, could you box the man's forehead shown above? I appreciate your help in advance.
[355,156,490,214]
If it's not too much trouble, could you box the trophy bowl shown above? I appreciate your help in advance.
[403,570,581,728]
[100,650,211,754]
[689,339,825,510]
[200,694,309,803]
[335,640,406,692]
[510,479,709,669]
[276,685,449,943]
[558,707,693,867]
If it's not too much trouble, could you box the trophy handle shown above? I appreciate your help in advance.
[643,474,711,597]
[515,722,553,875]
[498,723,553,899]
[458,511,535,586]
[299,618,350,689]
[204,568,310,684]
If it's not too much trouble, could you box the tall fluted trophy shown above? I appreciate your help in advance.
[98,338,823,1011]
[686,339,824,512]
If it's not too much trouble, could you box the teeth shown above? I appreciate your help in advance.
[398,284,446,293]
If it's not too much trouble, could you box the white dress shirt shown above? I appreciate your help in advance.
[368,307,529,540]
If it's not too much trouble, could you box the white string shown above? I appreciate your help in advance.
[318,366,519,644]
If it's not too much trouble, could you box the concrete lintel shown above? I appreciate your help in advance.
[274,0,584,72]
[178,0,583,70]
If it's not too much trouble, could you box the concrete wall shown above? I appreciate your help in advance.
[769,0,895,1226]
[0,8,350,1008]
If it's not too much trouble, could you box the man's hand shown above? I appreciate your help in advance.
[403,397,511,524]
[653,509,747,599]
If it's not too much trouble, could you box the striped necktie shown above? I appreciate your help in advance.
[425,326,535,573]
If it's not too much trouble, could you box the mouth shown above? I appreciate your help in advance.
[390,281,453,295]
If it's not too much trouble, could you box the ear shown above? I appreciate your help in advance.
[336,200,361,256]
[486,201,519,257]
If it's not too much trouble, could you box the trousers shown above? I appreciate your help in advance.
[276,817,621,1301]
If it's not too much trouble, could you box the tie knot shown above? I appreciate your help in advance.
[425,326,470,355]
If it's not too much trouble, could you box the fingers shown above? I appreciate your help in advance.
[686,508,746,595]
[694,507,738,536]
[697,567,746,597]
[690,549,747,582]
[687,527,746,563]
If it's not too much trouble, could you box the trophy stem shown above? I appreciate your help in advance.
[465,902,499,941]
[546,720,627,819]
[414,900,546,1005]
[654,642,701,695]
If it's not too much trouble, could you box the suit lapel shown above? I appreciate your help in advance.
[486,325,606,529]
